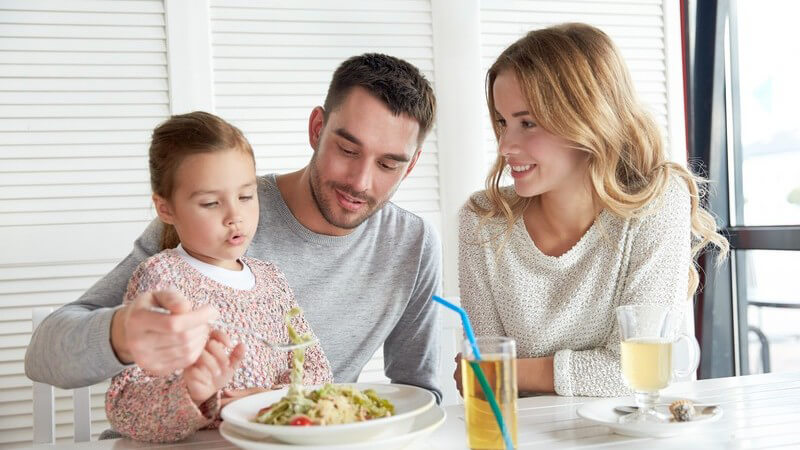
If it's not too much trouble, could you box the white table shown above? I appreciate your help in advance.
[32,371,800,449]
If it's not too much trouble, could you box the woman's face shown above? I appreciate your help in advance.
[492,70,589,198]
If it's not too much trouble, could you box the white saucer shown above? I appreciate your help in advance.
[577,396,723,438]
[220,405,447,449]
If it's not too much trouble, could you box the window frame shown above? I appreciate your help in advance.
[687,0,800,379]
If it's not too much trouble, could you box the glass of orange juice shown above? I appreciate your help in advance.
[461,336,518,449]
[616,305,700,423]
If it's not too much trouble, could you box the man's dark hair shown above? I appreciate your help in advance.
[323,53,436,145]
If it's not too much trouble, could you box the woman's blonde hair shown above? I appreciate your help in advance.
[474,23,728,297]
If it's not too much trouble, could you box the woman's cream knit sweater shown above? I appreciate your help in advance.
[458,176,692,397]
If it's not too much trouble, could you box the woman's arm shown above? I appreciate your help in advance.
[458,204,505,336]
[517,356,555,393]
[553,177,693,397]
[454,204,508,394]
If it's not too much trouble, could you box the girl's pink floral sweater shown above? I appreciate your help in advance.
[105,249,333,443]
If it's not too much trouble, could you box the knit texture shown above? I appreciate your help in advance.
[105,250,332,442]
[458,176,692,397]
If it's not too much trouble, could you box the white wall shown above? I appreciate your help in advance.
[0,0,684,446]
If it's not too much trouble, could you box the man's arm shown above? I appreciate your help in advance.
[24,220,162,389]
[383,223,443,403]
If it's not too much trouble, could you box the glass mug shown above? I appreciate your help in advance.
[616,305,700,423]
[461,336,518,449]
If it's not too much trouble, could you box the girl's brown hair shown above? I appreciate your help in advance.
[149,111,254,250]
[475,23,728,298]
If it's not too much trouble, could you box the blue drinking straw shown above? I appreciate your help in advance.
[433,295,513,450]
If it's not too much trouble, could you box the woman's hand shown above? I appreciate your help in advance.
[517,356,555,393]
[455,353,556,396]
[453,353,463,396]
[183,330,246,405]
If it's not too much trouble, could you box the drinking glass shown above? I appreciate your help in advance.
[461,336,518,449]
[616,305,700,423]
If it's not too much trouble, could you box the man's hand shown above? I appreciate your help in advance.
[184,330,246,405]
[110,289,219,375]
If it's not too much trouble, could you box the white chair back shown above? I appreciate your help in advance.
[31,307,92,444]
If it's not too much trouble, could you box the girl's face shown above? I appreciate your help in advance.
[492,70,589,198]
[154,149,259,270]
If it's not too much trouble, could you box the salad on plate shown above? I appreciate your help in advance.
[252,307,395,426]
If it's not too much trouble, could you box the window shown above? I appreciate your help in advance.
[690,0,800,378]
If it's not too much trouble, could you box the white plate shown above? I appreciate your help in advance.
[220,404,446,449]
[220,383,435,445]
[577,396,723,438]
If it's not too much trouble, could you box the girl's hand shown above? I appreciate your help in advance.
[220,385,282,408]
[184,330,246,405]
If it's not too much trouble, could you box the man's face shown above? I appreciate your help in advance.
[308,87,422,230]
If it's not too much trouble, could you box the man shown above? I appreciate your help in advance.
[25,53,443,402]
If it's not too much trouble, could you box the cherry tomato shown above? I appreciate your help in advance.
[289,416,313,426]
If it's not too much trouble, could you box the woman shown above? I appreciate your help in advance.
[456,23,728,397]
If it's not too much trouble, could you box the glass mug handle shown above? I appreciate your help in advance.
[672,333,701,379]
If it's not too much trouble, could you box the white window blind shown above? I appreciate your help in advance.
[209,0,442,232]
[479,0,678,170]
[0,0,169,446]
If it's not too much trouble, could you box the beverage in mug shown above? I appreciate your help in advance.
[620,337,672,392]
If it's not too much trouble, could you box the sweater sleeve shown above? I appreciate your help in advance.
[458,203,506,337]
[105,256,218,443]
[553,177,693,397]
[105,367,219,443]
[24,219,162,389]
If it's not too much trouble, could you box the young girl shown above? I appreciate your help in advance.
[457,24,729,397]
[105,112,333,442]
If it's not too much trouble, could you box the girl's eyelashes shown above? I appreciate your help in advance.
[199,194,253,207]
[521,120,537,128]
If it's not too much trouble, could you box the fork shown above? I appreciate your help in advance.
[212,320,318,351]
[145,306,318,351]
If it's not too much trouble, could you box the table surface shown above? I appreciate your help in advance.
[31,371,800,449]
